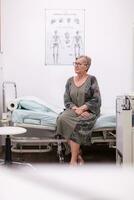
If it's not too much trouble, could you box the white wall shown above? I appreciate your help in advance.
[1,0,134,113]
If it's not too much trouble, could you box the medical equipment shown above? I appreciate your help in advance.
[116,95,134,165]
[1,81,17,125]
[2,81,116,163]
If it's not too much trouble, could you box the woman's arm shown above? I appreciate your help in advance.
[85,76,101,114]
[64,78,76,109]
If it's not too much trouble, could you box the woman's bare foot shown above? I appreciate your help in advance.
[70,160,78,166]
[77,154,84,165]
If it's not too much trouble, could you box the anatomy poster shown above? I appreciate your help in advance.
[45,9,85,65]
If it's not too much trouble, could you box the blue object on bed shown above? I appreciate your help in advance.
[12,109,58,127]
[18,100,56,113]
[94,114,116,129]
[12,99,59,126]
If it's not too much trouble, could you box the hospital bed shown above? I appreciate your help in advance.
[2,82,116,163]
[7,98,115,162]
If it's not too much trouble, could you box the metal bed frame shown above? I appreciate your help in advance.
[10,123,116,163]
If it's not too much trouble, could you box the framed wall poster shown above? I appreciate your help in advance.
[45,9,85,65]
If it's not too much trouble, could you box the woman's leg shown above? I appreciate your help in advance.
[69,140,80,165]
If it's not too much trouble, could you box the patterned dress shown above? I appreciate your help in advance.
[56,75,101,145]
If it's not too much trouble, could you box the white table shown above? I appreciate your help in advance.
[0,126,26,164]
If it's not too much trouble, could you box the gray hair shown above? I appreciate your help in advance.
[76,55,91,70]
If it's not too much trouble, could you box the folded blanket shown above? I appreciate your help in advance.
[19,99,55,113]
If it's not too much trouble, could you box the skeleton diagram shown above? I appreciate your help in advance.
[64,32,70,46]
[50,30,61,64]
[72,31,83,58]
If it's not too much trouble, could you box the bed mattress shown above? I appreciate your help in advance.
[12,109,57,128]
[12,109,116,131]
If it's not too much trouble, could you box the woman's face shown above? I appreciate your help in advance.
[74,57,88,75]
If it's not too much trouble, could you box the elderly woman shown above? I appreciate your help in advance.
[56,55,101,165]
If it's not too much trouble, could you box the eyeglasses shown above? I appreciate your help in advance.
[73,62,83,66]
[73,62,87,67]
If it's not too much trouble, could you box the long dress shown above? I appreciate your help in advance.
[56,75,101,145]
